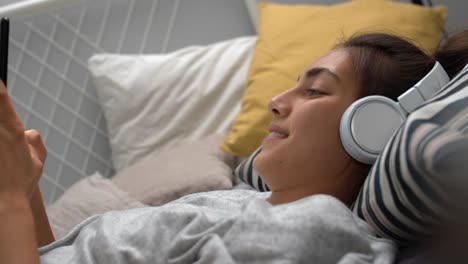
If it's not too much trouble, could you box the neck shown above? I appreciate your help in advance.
[268,186,349,206]
[267,175,363,207]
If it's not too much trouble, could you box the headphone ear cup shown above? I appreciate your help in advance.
[340,96,406,164]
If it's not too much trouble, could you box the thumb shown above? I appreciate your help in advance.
[24,130,47,163]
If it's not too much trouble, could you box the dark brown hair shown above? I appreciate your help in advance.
[435,30,468,79]
[337,30,468,100]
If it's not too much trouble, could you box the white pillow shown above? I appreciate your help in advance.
[89,36,256,171]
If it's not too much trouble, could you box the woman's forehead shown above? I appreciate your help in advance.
[303,49,353,79]
[302,49,361,97]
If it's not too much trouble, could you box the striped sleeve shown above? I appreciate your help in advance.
[234,147,270,192]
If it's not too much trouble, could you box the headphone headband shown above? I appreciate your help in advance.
[397,62,450,113]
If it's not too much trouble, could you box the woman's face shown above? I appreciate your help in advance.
[254,49,364,198]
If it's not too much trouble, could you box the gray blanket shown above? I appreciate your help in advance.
[39,190,396,263]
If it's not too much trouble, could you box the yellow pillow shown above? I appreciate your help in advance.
[222,0,447,156]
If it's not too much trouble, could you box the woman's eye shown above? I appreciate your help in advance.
[305,89,324,96]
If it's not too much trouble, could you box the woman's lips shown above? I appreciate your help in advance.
[269,124,289,136]
[263,124,289,143]
[268,131,287,138]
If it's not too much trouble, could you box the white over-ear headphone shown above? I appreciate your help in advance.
[340,61,450,164]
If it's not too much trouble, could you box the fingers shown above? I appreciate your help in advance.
[0,81,25,134]
[0,83,41,200]
[25,130,47,163]
[0,82,47,164]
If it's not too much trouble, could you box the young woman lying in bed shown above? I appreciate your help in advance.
[1,30,467,263]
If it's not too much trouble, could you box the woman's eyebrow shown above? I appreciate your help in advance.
[303,67,341,83]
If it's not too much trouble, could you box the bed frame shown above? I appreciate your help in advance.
[0,0,256,204]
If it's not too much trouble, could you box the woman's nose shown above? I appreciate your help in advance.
[268,90,292,117]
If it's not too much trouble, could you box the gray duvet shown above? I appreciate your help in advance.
[39,190,396,263]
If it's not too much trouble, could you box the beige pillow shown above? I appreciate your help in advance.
[111,133,237,206]
[47,134,236,238]
[47,172,146,239]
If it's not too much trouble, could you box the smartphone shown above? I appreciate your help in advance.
[0,17,9,88]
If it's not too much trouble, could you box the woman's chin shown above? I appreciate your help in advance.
[252,152,268,175]
[253,150,277,183]
[262,135,287,147]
